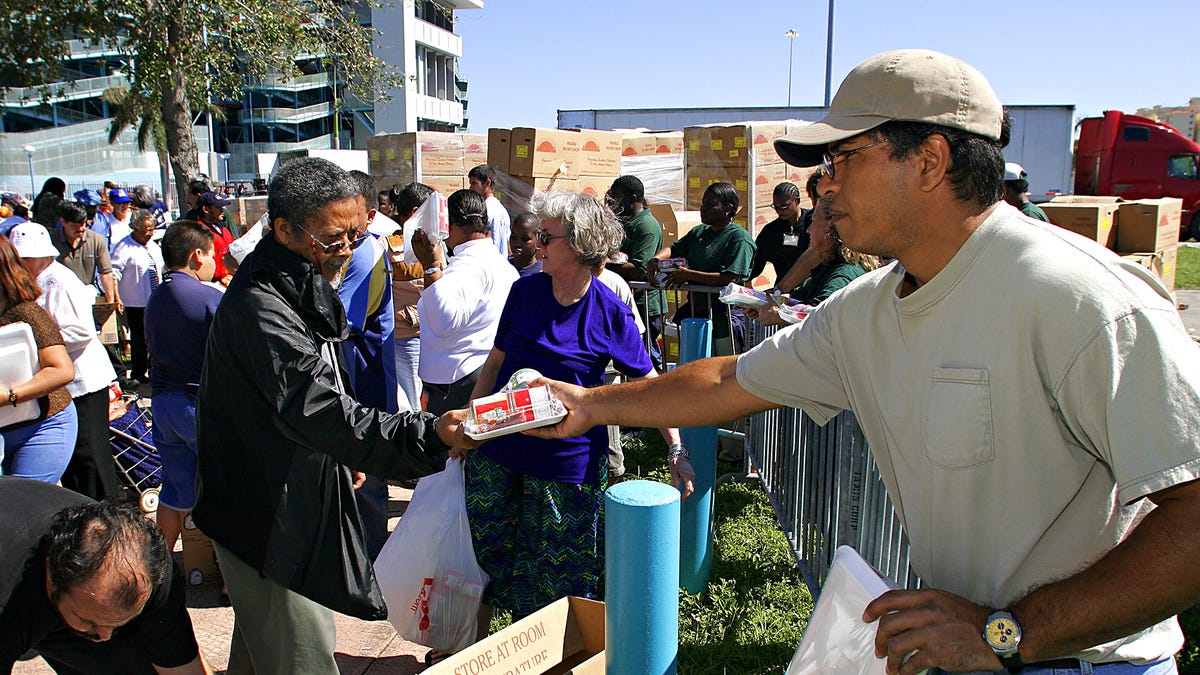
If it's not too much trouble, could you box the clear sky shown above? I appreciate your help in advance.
[454,0,1199,132]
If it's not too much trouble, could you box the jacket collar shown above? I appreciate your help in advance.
[239,232,348,341]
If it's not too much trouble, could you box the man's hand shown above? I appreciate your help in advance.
[863,589,1001,675]
[669,457,696,500]
[410,229,443,270]
[435,409,481,450]
[351,471,367,490]
[522,378,598,439]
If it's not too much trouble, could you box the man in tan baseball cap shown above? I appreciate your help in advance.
[523,49,1200,674]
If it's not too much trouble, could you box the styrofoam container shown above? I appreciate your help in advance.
[0,322,42,428]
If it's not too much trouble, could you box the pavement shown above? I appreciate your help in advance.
[13,484,433,675]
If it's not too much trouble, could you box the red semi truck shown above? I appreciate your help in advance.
[1075,110,1200,239]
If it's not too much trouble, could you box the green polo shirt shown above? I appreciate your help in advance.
[1020,201,1050,223]
[621,209,667,318]
[669,222,756,283]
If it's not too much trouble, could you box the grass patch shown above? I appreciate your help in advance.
[1176,245,1200,290]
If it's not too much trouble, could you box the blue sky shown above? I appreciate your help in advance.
[455,0,1199,131]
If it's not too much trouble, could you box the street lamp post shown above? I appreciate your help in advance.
[23,145,36,198]
[785,30,799,107]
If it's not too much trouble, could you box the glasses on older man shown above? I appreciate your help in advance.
[535,230,568,246]
[822,139,890,179]
[294,223,362,255]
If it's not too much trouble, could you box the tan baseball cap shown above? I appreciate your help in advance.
[775,49,1004,167]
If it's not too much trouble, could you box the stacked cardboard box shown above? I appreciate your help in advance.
[1042,195,1182,291]
[366,131,487,197]
[619,131,685,207]
[181,515,221,586]
[683,121,805,234]
[487,127,624,215]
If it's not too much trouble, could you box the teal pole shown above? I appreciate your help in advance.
[677,318,716,593]
[606,480,680,675]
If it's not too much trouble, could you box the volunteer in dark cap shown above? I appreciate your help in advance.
[195,191,235,285]
[524,49,1200,674]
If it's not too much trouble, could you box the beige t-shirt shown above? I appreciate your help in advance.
[737,204,1200,664]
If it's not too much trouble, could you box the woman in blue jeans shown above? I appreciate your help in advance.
[0,236,77,483]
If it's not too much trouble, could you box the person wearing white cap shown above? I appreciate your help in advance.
[8,222,122,501]
[1003,162,1050,222]
[522,49,1199,674]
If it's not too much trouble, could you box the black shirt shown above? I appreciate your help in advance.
[0,478,200,671]
[751,210,811,280]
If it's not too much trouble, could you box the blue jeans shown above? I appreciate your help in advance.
[1,403,78,484]
[152,390,199,511]
[394,335,422,413]
[932,657,1177,674]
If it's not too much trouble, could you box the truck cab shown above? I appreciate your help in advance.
[1076,111,1200,239]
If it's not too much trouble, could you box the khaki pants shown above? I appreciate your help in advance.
[214,542,338,675]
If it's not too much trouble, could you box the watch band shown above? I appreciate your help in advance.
[8,388,17,407]
[997,652,1024,674]
[424,264,443,275]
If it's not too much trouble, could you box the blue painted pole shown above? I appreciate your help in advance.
[606,480,680,675]
[678,318,716,594]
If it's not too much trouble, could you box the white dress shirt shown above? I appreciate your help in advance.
[417,237,518,384]
[35,261,118,397]
[110,235,164,308]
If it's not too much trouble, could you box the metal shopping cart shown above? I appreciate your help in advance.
[108,393,162,512]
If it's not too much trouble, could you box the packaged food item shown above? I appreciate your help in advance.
[717,283,771,308]
[653,257,689,285]
[464,369,567,440]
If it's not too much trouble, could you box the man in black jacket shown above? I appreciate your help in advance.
[193,157,473,674]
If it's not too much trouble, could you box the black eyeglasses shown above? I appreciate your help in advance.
[535,230,568,246]
[295,223,362,255]
[822,139,890,179]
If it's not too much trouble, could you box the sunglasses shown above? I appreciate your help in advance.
[295,223,363,255]
[771,200,795,212]
[822,139,890,179]
[535,230,568,246]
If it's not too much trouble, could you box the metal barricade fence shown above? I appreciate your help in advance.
[626,280,918,594]
[744,320,921,595]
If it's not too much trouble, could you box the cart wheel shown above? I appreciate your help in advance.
[139,488,160,513]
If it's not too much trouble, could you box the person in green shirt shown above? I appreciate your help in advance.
[1003,162,1050,222]
[649,181,755,355]
[605,176,667,369]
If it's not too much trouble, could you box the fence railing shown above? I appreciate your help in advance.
[743,321,921,595]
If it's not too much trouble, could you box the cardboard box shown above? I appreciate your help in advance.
[573,130,622,176]
[1122,247,1178,292]
[686,166,750,211]
[423,175,467,197]
[463,134,488,171]
[621,133,658,157]
[233,196,269,232]
[752,163,788,210]
[367,134,403,176]
[510,128,580,178]
[488,128,512,174]
[400,132,466,177]
[92,302,119,345]
[1116,198,1182,254]
[1041,202,1120,248]
[181,515,221,586]
[649,204,702,244]
[685,122,788,168]
[578,175,615,200]
[426,597,604,675]
[784,165,820,209]
[654,131,684,155]
[1048,195,1122,204]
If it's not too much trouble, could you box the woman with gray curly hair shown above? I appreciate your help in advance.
[460,191,694,633]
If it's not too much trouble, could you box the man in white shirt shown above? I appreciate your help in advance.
[92,188,133,250]
[412,189,518,415]
[468,165,511,256]
[10,222,120,501]
[528,50,1200,674]
[111,209,164,382]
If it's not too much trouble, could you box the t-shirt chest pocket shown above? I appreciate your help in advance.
[924,368,995,469]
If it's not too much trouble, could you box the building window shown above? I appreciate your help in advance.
[416,0,453,31]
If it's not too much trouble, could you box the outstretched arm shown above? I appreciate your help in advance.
[526,355,775,439]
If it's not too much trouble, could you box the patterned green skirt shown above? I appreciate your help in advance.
[465,450,608,620]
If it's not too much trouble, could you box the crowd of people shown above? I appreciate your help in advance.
[2,47,1198,675]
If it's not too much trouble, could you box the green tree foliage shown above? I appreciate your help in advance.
[2,0,399,205]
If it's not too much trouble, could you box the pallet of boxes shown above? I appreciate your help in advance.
[1041,195,1182,294]
[366,131,489,198]
[484,127,625,217]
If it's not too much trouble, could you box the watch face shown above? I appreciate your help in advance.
[985,615,1020,654]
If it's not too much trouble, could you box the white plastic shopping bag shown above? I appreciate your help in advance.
[410,191,450,242]
[374,458,488,653]
[786,545,909,675]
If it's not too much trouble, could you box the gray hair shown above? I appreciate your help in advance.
[132,185,157,207]
[532,192,623,268]
[267,158,360,227]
